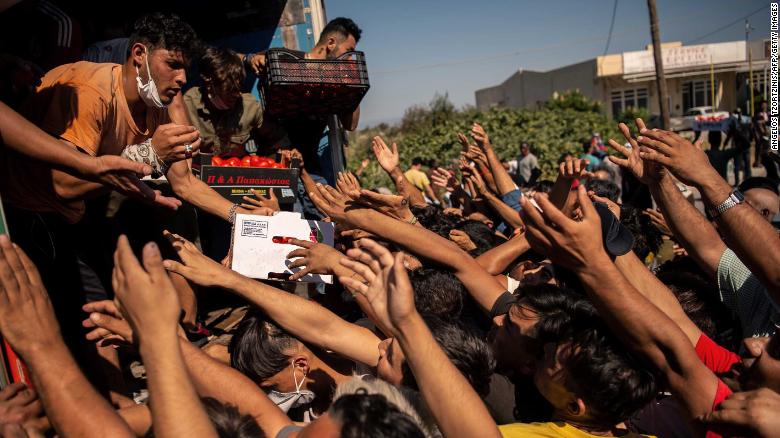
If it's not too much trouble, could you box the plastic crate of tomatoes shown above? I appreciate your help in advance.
[197,154,299,204]
[260,48,369,119]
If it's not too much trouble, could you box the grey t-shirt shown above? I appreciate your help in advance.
[717,248,780,337]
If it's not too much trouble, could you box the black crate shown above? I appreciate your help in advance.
[260,49,369,119]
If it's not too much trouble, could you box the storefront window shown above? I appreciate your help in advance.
[682,79,717,112]
[611,88,649,116]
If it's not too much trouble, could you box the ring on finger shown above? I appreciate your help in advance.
[184,144,193,159]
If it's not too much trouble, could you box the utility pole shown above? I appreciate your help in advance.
[746,19,754,116]
[647,0,669,129]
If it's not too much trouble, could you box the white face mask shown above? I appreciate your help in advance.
[135,46,166,108]
[267,365,315,413]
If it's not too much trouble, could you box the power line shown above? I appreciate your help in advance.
[688,3,768,44]
[604,0,619,55]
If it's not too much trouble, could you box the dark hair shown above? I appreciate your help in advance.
[146,398,262,438]
[521,142,530,150]
[228,312,300,383]
[516,284,593,344]
[128,13,200,62]
[582,140,592,153]
[738,177,779,196]
[330,391,424,438]
[586,179,621,203]
[401,316,494,397]
[411,157,424,166]
[199,46,245,96]
[558,152,574,164]
[411,204,460,238]
[532,180,555,194]
[560,323,657,426]
[409,268,464,318]
[656,257,738,346]
[319,17,362,44]
[517,285,656,424]
[455,219,501,256]
[619,207,662,260]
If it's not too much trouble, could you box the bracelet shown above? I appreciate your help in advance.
[407,215,418,225]
[228,203,240,224]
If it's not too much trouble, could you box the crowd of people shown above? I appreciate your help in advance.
[0,7,779,438]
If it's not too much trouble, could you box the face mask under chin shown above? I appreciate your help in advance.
[266,365,316,413]
[135,46,167,108]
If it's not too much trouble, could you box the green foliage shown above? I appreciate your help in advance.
[347,95,620,189]
[544,90,602,113]
[616,107,657,129]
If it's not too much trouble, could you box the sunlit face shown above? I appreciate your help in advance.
[261,360,309,393]
[145,48,187,104]
[376,337,405,386]
[488,300,543,375]
[534,342,583,418]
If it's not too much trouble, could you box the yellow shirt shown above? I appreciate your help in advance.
[404,168,430,192]
[499,422,653,438]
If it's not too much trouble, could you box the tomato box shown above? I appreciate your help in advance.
[195,154,299,204]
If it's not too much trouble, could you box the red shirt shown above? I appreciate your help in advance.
[695,334,738,438]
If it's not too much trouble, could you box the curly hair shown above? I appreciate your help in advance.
[128,13,200,62]
[198,46,245,96]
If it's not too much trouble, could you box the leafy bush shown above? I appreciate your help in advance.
[347,94,621,190]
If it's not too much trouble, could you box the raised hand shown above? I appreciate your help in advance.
[465,144,488,167]
[285,239,344,281]
[644,209,673,237]
[449,229,477,252]
[470,123,492,150]
[558,157,594,181]
[150,123,202,163]
[0,383,44,431]
[241,188,280,213]
[82,300,134,347]
[0,235,61,356]
[336,171,362,196]
[457,132,472,152]
[162,231,234,288]
[608,119,664,184]
[465,170,487,195]
[699,388,780,438]
[588,191,621,219]
[308,182,353,223]
[371,136,399,173]
[338,239,417,337]
[351,187,414,222]
[281,148,305,169]
[520,186,607,271]
[112,236,182,342]
[431,167,458,193]
[635,128,717,187]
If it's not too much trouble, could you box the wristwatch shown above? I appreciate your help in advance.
[706,189,744,218]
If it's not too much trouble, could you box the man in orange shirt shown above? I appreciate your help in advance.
[0,14,261,373]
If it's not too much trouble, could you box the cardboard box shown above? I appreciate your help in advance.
[230,212,335,283]
[196,154,299,204]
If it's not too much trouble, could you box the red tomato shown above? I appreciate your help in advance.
[225,157,241,167]
[211,156,224,166]
[241,156,253,167]
[256,160,272,168]
[272,162,286,169]
[250,156,263,167]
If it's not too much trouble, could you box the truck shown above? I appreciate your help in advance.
[669,106,730,132]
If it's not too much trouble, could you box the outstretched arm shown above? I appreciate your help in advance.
[371,136,427,207]
[340,240,501,438]
[310,187,506,313]
[0,236,134,438]
[471,123,516,196]
[638,127,780,305]
[161,232,381,367]
[521,189,721,422]
[475,233,531,275]
[112,237,217,438]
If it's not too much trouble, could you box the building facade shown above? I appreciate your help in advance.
[475,39,771,119]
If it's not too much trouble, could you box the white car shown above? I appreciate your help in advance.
[669,106,730,132]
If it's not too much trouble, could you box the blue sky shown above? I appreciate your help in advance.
[325,0,774,127]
